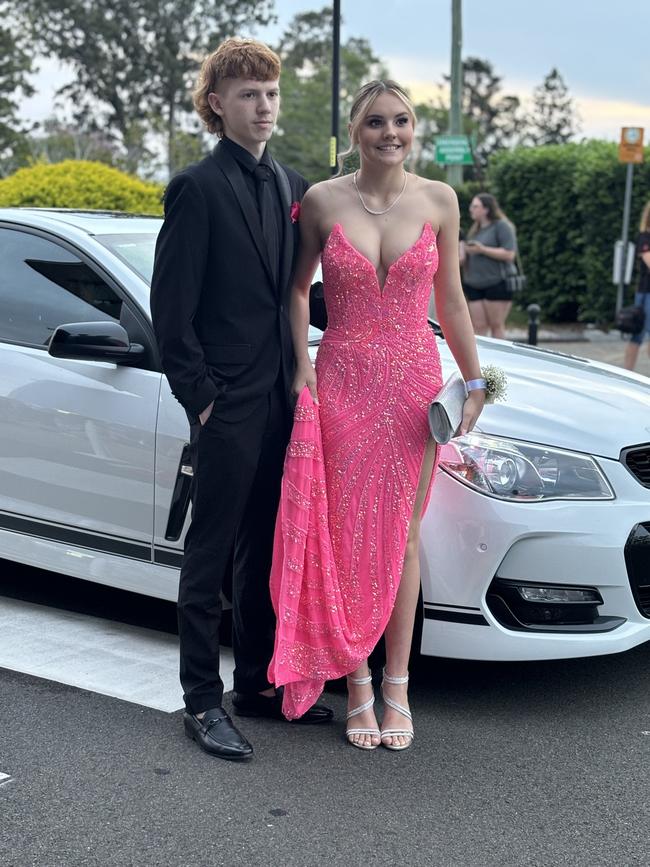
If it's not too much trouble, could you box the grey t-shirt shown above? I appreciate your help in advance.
[463,219,516,288]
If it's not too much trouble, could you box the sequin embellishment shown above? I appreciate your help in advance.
[268,222,443,719]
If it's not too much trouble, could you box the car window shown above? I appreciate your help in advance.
[95,232,158,283]
[0,227,123,347]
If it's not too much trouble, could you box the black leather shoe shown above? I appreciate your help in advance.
[184,707,253,761]
[232,690,334,724]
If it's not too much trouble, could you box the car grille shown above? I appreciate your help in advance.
[625,523,650,618]
[622,445,650,488]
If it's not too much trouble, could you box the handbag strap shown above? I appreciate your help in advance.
[497,219,524,276]
[514,245,524,276]
[510,223,524,275]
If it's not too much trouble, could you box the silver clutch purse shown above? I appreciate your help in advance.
[428,372,467,444]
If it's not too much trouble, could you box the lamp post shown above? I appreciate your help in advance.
[330,0,341,175]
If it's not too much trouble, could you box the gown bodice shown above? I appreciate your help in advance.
[320,222,439,343]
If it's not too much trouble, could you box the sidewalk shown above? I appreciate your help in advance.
[504,323,650,378]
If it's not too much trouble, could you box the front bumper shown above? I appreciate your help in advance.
[419,455,650,661]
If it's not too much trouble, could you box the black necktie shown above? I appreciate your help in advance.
[253,164,277,282]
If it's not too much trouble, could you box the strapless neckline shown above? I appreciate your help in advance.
[325,222,435,294]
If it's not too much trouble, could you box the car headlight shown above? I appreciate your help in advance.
[439,434,614,501]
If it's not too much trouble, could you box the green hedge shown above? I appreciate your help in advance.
[487,141,650,323]
[0,160,164,215]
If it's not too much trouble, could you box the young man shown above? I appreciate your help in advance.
[151,38,332,762]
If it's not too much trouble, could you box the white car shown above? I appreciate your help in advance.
[1,209,649,662]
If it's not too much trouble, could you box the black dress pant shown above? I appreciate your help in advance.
[178,383,290,714]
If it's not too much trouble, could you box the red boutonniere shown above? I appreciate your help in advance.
[290,201,301,223]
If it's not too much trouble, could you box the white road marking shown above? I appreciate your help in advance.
[0,772,12,785]
[0,596,234,712]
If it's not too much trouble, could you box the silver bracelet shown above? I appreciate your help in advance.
[465,378,487,392]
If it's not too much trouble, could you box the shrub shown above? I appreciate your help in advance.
[488,141,650,323]
[574,142,650,322]
[0,160,164,215]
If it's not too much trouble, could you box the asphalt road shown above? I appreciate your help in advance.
[2,565,650,867]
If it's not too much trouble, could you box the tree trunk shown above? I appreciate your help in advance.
[167,97,176,180]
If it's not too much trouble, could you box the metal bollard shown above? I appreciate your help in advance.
[527,303,541,346]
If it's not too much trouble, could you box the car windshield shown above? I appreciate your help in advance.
[91,239,365,346]
[96,233,158,283]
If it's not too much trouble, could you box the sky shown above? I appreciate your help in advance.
[19,0,650,141]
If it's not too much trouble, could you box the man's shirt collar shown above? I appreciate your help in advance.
[221,136,274,174]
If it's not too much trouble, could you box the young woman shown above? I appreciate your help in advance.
[268,80,485,751]
[623,201,650,371]
[461,193,517,339]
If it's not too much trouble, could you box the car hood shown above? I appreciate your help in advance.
[438,337,650,459]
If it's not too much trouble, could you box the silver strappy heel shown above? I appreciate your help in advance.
[380,670,414,751]
[346,673,380,750]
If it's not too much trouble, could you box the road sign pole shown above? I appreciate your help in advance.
[617,162,634,313]
[615,127,644,312]
[447,0,463,187]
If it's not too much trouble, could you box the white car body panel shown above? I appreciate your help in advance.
[0,208,649,663]
[419,458,649,660]
[0,343,159,539]
[466,339,650,458]
[0,521,179,599]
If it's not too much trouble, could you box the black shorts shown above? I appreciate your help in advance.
[463,280,514,302]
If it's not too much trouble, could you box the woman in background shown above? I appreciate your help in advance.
[460,193,517,339]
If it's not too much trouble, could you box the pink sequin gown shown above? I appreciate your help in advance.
[268,222,443,718]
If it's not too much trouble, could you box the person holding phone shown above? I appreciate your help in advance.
[460,193,517,339]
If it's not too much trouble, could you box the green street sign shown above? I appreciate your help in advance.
[435,135,473,165]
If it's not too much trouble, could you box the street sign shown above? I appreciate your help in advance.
[435,135,473,165]
[618,127,644,163]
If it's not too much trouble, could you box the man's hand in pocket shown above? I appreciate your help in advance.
[199,400,214,426]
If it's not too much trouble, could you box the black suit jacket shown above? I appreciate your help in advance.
[150,142,309,420]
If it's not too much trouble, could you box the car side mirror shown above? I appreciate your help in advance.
[48,321,145,364]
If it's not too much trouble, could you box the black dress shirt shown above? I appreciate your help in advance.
[220,136,283,285]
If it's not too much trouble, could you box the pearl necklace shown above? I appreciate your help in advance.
[352,170,408,216]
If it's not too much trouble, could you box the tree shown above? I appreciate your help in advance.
[272,8,385,182]
[28,116,119,165]
[409,97,447,180]
[0,9,35,176]
[527,68,580,146]
[456,57,526,178]
[416,57,525,182]
[8,0,275,176]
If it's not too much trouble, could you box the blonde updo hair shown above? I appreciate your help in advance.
[193,38,281,136]
[337,79,416,174]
